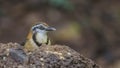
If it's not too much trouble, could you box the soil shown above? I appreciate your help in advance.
[0,43,100,68]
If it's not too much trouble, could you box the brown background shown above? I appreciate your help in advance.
[0,0,120,68]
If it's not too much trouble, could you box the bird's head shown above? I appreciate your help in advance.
[31,23,56,34]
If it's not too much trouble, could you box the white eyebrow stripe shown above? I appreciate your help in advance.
[32,24,41,30]
[32,23,48,31]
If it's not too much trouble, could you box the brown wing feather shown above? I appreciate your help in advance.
[27,30,32,40]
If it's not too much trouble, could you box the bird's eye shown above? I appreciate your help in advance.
[39,26,45,30]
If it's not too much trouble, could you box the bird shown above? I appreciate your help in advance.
[24,22,56,51]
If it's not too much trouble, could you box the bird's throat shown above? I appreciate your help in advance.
[32,32,47,47]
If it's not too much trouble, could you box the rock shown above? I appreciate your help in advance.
[9,48,28,64]
[0,43,100,68]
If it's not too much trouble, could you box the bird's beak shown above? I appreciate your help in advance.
[45,27,56,31]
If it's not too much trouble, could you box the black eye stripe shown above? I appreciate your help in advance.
[32,27,39,31]
[32,26,45,31]
[39,26,45,30]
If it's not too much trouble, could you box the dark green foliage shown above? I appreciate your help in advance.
[48,0,74,11]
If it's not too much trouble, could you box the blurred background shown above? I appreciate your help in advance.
[0,0,120,68]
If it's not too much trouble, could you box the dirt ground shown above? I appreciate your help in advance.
[0,43,100,68]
